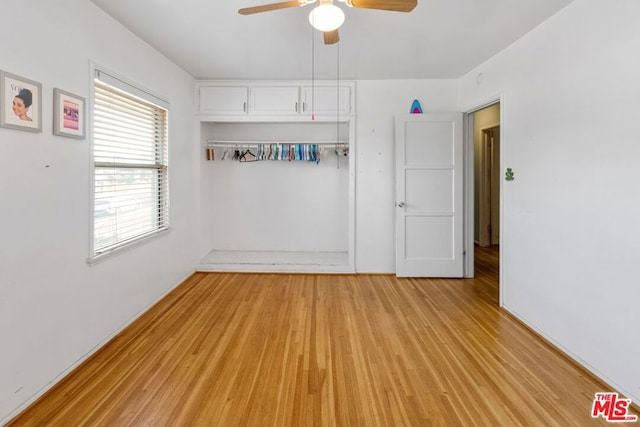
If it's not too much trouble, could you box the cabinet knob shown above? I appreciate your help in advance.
[397,202,406,208]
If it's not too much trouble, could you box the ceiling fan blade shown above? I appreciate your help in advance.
[238,1,303,15]
[349,0,416,12]
[324,29,340,45]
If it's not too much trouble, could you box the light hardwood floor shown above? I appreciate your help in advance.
[9,246,635,426]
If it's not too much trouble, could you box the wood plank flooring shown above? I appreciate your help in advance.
[9,246,634,426]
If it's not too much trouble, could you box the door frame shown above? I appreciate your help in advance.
[463,95,504,306]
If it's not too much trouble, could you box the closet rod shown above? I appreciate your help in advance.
[206,140,348,146]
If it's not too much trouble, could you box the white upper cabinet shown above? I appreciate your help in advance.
[250,86,300,115]
[196,81,355,118]
[199,86,248,115]
[301,86,351,116]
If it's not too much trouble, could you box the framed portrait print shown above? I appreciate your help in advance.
[53,88,86,139]
[0,70,42,132]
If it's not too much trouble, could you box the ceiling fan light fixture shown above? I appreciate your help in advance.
[308,4,345,32]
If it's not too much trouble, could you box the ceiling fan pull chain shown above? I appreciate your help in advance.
[311,15,316,120]
[336,40,340,169]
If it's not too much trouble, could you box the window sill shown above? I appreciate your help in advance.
[87,227,171,266]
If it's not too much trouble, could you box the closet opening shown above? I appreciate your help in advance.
[197,120,355,273]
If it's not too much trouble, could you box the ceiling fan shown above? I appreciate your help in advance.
[239,0,417,45]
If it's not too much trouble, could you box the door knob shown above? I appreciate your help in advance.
[397,202,406,208]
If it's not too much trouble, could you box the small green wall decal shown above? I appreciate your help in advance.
[505,168,515,181]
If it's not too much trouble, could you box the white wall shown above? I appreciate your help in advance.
[0,0,198,423]
[200,122,349,253]
[355,80,459,272]
[459,0,640,404]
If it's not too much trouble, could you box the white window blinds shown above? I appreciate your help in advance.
[92,72,169,257]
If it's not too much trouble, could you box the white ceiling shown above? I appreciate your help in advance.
[89,0,573,80]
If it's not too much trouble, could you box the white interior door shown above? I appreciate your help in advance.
[395,113,464,277]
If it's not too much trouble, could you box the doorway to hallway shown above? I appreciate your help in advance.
[469,102,501,297]
[478,125,500,247]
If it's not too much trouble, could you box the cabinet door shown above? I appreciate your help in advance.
[302,86,351,116]
[199,86,248,115]
[250,86,300,115]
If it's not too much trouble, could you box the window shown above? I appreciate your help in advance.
[91,70,169,259]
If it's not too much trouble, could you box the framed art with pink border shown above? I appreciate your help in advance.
[53,88,85,139]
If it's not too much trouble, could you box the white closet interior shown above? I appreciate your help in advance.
[198,120,355,272]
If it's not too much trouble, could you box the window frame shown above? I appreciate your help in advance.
[88,66,170,264]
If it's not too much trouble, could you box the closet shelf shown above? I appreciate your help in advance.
[206,140,348,147]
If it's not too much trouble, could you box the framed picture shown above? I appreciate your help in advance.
[0,70,42,132]
[53,88,86,139]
